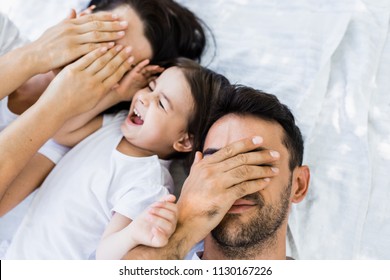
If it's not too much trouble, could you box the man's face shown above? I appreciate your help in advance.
[202,113,293,249]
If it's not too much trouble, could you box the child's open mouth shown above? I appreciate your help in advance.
[129,108,144,125]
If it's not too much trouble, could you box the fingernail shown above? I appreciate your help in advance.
[127,56,134,63]
[271,167,279,173]
[252,136,263,145]
[108,42,115,48]
[117,31,125,37]
[125,46,132,53]
[112,14,119,19]
[100,47,108,52]
[270,151,280,158]
[120,21,128,27]
[116,45,123,51]
[264,178,271,182]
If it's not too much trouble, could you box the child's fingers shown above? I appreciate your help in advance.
[151,227,169,247]
[160,194,176,203]
[149,214,176,235]
[144,65,164,75]
[149,204,177,222]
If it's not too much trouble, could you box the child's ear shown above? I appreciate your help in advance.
[173,133,193,153]
[291,165,310,203]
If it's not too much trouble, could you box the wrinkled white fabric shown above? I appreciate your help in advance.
[1,0,390,259]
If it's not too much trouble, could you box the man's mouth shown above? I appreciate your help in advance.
[228,199,257,214]
[129,108,144,125]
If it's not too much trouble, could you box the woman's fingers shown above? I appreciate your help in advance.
[85,45,130,75]
[76,29,126,44]
[100,57,134,88]
[69,46,110,70]
[76,20,128,35]
[78,5,96,17]
[72,12,120,25]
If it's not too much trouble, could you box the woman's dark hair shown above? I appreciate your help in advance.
[205,85,304,171]
[160,58,231,170]
[87,0,207,63]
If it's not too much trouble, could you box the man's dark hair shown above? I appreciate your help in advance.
[204,85,304,170]
[87,0,207,63]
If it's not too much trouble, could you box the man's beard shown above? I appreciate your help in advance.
[210,180,292,259]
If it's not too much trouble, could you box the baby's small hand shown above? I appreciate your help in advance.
[132,194,177,248]
[148,194,178,246]
[113,59,164,101]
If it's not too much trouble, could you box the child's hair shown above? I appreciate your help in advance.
[160,58,231,170]
[87,0,207,63]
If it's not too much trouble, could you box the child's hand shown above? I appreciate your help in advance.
[132,194,178,248]
[40,45,133,118]
[113,59,164,101]
[28,11,128,74]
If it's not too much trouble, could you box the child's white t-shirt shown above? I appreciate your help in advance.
[5,111,173,259]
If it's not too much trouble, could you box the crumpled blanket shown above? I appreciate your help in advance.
[1,0,390,259]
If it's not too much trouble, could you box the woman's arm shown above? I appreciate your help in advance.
[0,11,127,100]
[0,153,54,217]
[0,43,133,198]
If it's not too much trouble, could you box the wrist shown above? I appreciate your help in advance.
[33,98,69,126]
[21,43,45,75]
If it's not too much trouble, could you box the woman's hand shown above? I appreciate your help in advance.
[39,44,134,118]
[26,11,129,73]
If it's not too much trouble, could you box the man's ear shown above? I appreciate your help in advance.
[173,133,193,153]
[291,165,310,203]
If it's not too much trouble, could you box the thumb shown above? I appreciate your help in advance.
[68,9,77,19]
[193,151,203,164]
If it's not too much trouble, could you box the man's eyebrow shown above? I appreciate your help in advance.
[203,148,220,156]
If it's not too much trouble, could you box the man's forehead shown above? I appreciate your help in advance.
[203,114,284,151]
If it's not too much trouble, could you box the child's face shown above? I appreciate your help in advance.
[121,67,194,158]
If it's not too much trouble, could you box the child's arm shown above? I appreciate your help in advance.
[53,59,164,147]
[96,194,177,260]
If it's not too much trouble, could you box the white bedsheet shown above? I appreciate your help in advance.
[1,0,390,259]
